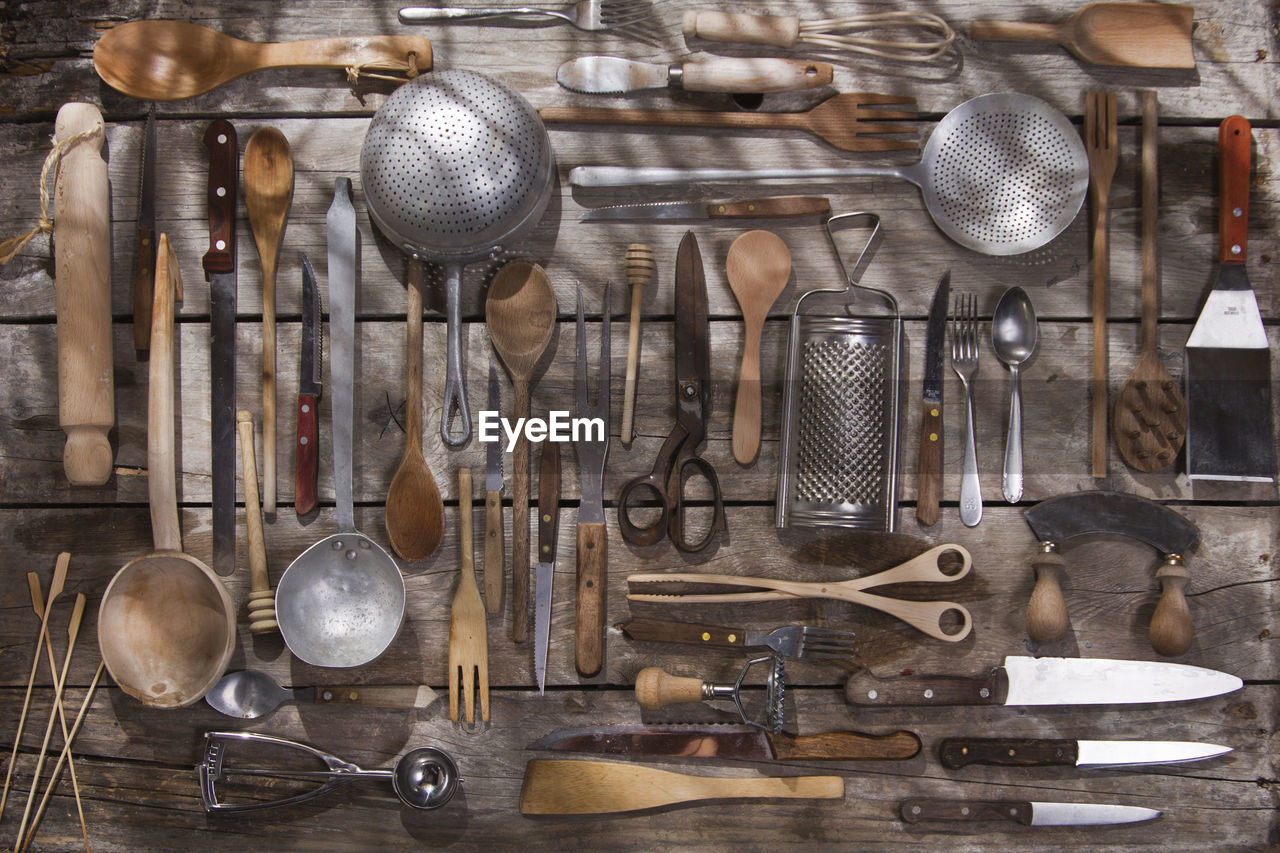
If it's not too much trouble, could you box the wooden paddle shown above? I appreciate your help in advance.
[972,2,1194,69]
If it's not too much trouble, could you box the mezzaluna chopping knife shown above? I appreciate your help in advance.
[916,271,949,527]
[939,737,1230,769]
[132,106,157,356]
[580,196,831,223]
[530,724,921,762]
[534,440,561,695]
[294,254,321,518]
[557,55,833,94]
[204,119,238,574]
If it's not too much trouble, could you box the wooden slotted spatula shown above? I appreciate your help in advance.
[520,760,843,815]
[539,92,918,154]
[449,468,489,724]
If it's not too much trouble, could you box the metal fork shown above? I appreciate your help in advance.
[399,0,651,31]
[757,625,859,660]
[951,292,981,527]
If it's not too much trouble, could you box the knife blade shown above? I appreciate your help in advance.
[557,56,833,95]
[203,119,238,574]
[132,105,157,356]
[484,358,504,615]
[529,724,921,762]
[916,271,949,527]
[579,197,831,223]
[845,656,1242,707]
[534,439,561,695]
[901,799,1161,826]
[939,737,1232,769]
[295,253,322,517]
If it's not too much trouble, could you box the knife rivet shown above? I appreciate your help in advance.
[216,186,226,198]
[923,689,934,699]
[911,805,921,816]
[746,204,756,212]
[299,436,308,446]
[930,407,939,417]
[1009,808,1019,817]
[716,205,727,214]
[348,691,359,701]
[929,432,939,442]
[216,240,226,251]
[1233,207,1243,218]
[321,689,333,701]
[1007,748,1016,757]
[979,687,990,698]
[867,690,878,700]
[727,633,737,643]
[1231,243,1242,255]
[217,133,228,145]
[701,632,711,641]
[542,513,552,523]
[301,404,311,414]
[961,807,970,816]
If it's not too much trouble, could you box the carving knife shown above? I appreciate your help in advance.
[557,56,833,95]
[294,254,322,518]
[203,119,238,574]
[939,737,1231,769]
[845,655,1241,707]
[529,724,921,762]
[484,358,504,614]
[916,271,949,526]
[132,105,157,356]
[579,196,831,223]
[534,439,560,695]
[901,799,1161,826]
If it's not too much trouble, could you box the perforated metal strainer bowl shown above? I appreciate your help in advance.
[361,69,555,445]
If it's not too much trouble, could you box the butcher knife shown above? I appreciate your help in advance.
[1184,115,1275,483]
[845,655,1240,706]
[557,55,833,95]
[204,119,238,574]
[294,254,321,518]
[916,271,949,526]
[939,737,1231,769]
[901,799,1160,826]
[530,724,921,762]
[579,196,831,223]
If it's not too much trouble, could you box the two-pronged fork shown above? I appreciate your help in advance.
[951,292,981,527]
[400,0,651,32]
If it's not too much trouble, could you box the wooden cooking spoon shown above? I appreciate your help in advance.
[385,260,445,562]
[971,2,1194,69]
[727,230,791,465]
[92,20,433,101]
[1114,92,1185,473]
[243,126,293,516]
[487,261,557,644]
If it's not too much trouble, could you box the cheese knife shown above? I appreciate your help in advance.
[294,254,321,518]
[534,439,560,695]
[132,105,157,356]
[530,724,921,762]
[557,56,833,95]
[939,737,1231,769]
[203,119,238,574]
[579,196,831,223]
[484,358,504,614]
[916,271,949,526]
[901,799,1161,826]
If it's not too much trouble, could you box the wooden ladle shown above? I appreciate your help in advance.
[243,126,293,516]
[92,20,433,101]
[385,260,445,562]
[727,230,791,465]
[486,260,557,644]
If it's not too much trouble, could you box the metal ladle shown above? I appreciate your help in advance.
[991,286,1038,503]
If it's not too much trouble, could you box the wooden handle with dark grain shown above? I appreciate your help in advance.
[575,522,607,677]
[845,671,1001,706]
[769,730,921,761]
[1218,115,1251,264]
[1150,560,1193,656]
[709,197,831,218]
[939,738,1078,769]
[916,400,943,526]
[311,684,437,709]
[133,226,155,354]
[295,392,319,515]
[1026,548,1071,643]
[484,488,504,614]
[618,618,751,649]
[635,666,705,710]
[901,798,1033,825]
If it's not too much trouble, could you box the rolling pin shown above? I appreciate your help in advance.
[54,103,114,485]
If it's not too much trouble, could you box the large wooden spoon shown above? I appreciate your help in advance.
[486,261,557,644]
[243,126,293,516]
[727,230,791,465]
[385,260,445,562]
[971,2,1194,69]
[93,21,433,101]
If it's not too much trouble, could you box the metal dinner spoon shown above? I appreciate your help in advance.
[991,287,1038,503]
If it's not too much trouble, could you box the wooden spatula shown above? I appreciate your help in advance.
[972,2,1194,69]
[519,760,843,814]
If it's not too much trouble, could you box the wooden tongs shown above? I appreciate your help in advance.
[627,544,973,642]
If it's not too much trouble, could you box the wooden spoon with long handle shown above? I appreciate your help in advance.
[520,760,843,815]
[244,126,293,516]
[727,230,791,465]
[971,2,1194,69]
[93,21,432,101]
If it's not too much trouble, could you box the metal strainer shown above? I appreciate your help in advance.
[361,69,555,445]
[569,92,1088,256]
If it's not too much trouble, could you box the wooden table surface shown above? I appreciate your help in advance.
[0,1,1276,849]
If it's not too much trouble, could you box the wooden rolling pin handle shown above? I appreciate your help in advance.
[680,58,833,93]
[1150,559,1193,656]
[970,20,1060,43]
[682,10,801,48]
[1026,546,1071,643]
[635,666,705,710]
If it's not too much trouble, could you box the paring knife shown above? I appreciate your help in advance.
[845,656,1241,707]
[484,358,504,615]
[530,724,921,762]
[295,254,322,517]
[132,105,157,356]
[901,799,1161,826]
[916,271,949,527]
[203,119,238,574]
[534,439,561,695]
[939,737,1231,769]
[580,196,831,223]
[557,56,833,95]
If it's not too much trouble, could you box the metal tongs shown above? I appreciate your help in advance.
[198,731,459,813]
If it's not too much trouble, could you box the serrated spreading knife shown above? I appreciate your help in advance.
[557,56,833,95]
[484,358,504,614]
[534,439,560,695]
[132,105,157,356]
[579,196,831,223]
[916,271,949,526]
[295,254,322,517]
[203,119,238,574]
[939,737,1231,769]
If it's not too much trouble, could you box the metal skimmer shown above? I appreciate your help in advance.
[776,212,902,532]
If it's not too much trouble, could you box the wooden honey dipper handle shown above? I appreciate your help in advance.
[621,244,654,445]
[1025,547,1070,644]
[236,410,277,634]
[1150,560,1193,656]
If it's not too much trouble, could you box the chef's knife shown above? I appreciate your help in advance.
[901,799,1161,826]
[845,655,1241,707]
[534,439,560,695]
[295,254,322,518]
[939,737,1231,769]
[580,196,831,223]
[204,119,238,574]
[484,358,504,615]
[557,56,833,95]
[530,724,921,762]
[133,105,157,356]
[916,271,949,527]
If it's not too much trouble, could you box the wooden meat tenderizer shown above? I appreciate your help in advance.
[237,410,278,634]
[55,103,114,485]
[621,244,653,445]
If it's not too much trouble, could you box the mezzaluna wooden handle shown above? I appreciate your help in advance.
[916,399,943,526]
[1218,115,1251,263]
[256,35,432,72]
[682,11,801,47]
[575,522,607,677]
[1026,548,1071,643]
[679,57,833,93]
[148,235,182,552]
[939,738,1077,768]
[54,103,114,486]
[1150,561,1193,656]
[635,666,706,710]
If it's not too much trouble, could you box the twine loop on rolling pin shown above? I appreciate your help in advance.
[0,123,102,266]
[345,51,422,85]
